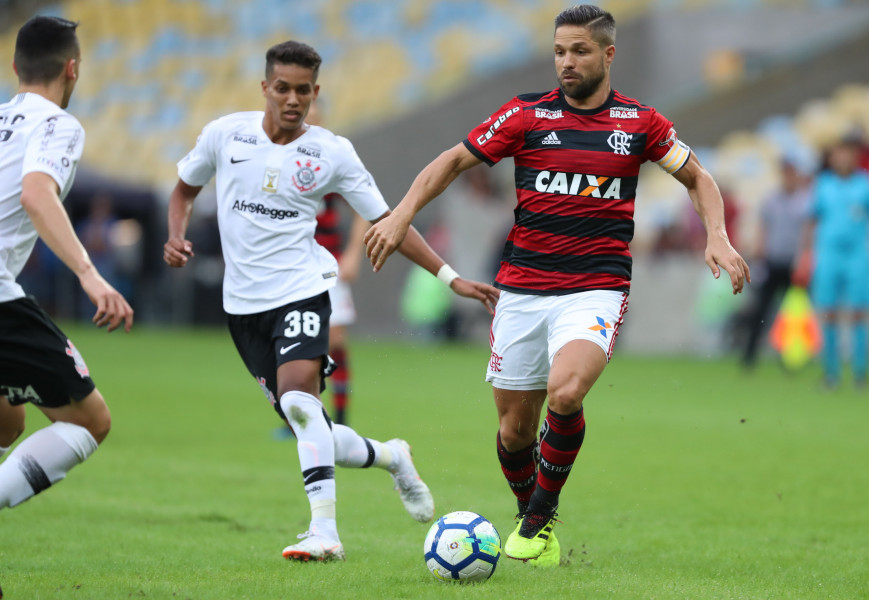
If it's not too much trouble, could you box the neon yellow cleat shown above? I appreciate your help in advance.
[527,530,560,567]
[504,513,557,560]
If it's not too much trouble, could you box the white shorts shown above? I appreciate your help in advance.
[328,280,356,327]
[485,289,629,390]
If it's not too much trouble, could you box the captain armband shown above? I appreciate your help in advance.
[656,139,691,174]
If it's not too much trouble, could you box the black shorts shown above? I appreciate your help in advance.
[0,296,96,407]
[227,292,332,419]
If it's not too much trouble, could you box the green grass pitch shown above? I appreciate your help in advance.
[1,324,867,599]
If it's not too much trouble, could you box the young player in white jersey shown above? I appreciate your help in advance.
[0,17,134,512]
[164,41,499,562]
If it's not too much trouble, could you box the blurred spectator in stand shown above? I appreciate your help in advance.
[740,158,811,367]
[803,134,869,387]
[441,167,512,340]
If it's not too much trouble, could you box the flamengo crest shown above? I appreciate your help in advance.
[607,129,632,155]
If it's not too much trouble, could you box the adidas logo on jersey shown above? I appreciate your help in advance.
[542,132,561,145]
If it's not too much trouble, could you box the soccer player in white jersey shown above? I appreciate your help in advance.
[164,41,499,562]
[0,17,134,512]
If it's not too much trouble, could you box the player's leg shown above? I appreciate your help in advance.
[742,264,788,366]
[327,324,350,425]
[326,280,356,425]
[275,357,348,561]
[0,397,26,455]
[505,290,626,561]
[331,422,434,522]
[0,390,107,509]
[504,340,605,560]
[227,297,343,561]
[493,387,546,515]
[846,255,869,386]
[0,297,106,510]
[485,291,550,515]
[811,257,841,386]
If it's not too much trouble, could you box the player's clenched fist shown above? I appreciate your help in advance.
[164,238,194,268]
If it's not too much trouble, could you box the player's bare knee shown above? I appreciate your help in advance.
[0,423,25,447]
[547,380,588,414]
[75,389,112,444]
[0,400,26,446]
[498,422,536,451]
[88,408,111,444]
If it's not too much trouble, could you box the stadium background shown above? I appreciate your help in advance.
[2,0,868,355]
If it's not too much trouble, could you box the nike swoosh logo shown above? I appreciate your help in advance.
[230,157,250,164]
[279,342,302,355]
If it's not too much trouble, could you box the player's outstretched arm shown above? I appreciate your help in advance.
[20,172,133,332]
[163,179,202,268]
[337,213,369,283]
[364,143,482,272]
[368,210,499,314]
[672,153,751,294]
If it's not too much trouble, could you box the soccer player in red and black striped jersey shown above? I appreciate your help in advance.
[314,193,367,425]
[365,4,749,566]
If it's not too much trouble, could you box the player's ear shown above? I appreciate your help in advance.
[261,79,268,97]
[605,44,615,65]
[65,57,78,82]
[313,84,320,100]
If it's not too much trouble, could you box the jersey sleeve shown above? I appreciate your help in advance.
[644,109,691,174]
[332,137,389,221]
[21,113,84,192]
[177,120,219,186]
[463,97,525,166]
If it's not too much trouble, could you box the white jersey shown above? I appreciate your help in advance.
[0,93,84,302]
[178,112,389,315]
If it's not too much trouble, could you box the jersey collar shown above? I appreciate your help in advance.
[557,88,616,115]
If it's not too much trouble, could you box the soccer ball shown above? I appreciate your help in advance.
[423,511,501,582]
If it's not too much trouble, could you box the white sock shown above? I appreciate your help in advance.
[280,391,337,521]
[310,516,339,541]
[0,422,98,509]
[332,424,393,469]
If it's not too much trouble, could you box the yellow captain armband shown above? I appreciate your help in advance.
[657,140,691,174]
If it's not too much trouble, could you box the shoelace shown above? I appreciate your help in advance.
[518,511,561,537]
[297,531,314,540]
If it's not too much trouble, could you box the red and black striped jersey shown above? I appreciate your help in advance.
[315,192,344,258]
[463,88,690,295]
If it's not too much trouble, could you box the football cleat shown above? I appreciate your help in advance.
[282,531,345,562]
[385,438,435,523]
[527,530,560,567]
[504,512,558,560]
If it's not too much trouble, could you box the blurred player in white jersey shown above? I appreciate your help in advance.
[164,41,498,562]
[0,16,134,512]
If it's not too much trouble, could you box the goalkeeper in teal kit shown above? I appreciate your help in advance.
[806,135,869,387]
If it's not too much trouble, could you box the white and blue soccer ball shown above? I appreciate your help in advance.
[423,511,501,582]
